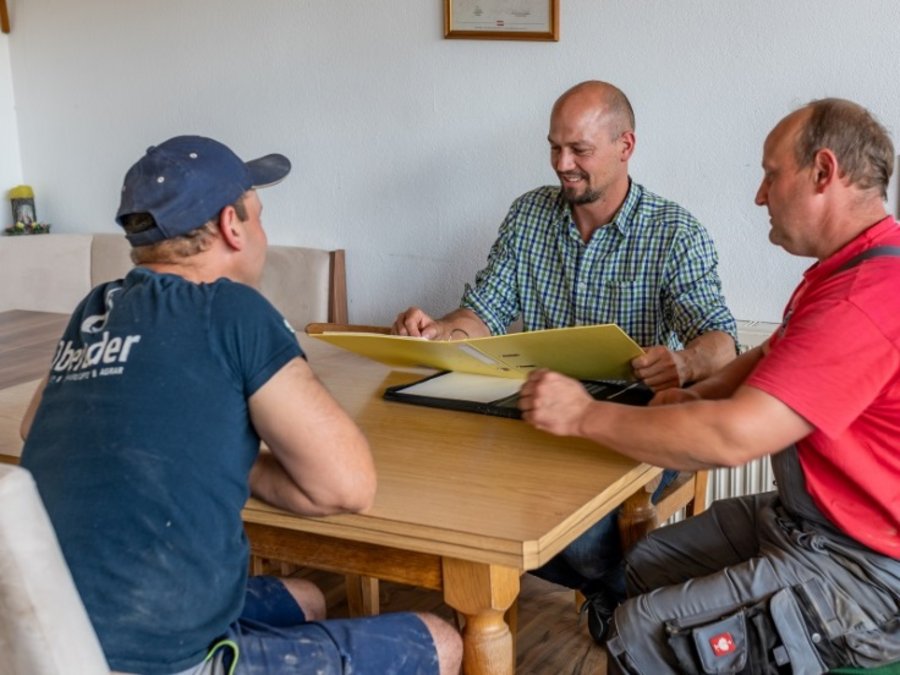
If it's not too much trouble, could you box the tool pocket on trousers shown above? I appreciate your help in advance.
[666,607,750,674]
[664,588,826,675]
[665,596,809,674]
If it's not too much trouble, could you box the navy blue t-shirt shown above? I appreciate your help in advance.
[21,267,303,674]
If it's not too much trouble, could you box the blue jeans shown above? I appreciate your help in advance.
[531,468,679,603]
[214,576,440,675]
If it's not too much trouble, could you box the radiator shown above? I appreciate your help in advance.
[707,457,775,502]
[705,320,781,506]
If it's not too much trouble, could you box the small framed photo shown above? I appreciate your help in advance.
[444,0,559,42]
[11,196,36,226]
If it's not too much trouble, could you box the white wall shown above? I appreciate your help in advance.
[5,1,900,324]
[0,32,22,210]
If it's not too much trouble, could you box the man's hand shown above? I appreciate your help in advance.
[631,346,688,391]
[518,369,594,437]
[392,307,444,339]
[649,387,701,407]
[392,307,490,341]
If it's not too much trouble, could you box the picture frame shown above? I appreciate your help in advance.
[444,0,559,42]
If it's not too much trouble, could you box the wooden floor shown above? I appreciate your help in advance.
[298,567,608,674]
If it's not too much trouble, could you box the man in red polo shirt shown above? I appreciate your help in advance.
[518,98,900,673]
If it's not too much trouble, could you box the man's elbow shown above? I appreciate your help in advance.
[335,469,377,513]
[310,468,377,515]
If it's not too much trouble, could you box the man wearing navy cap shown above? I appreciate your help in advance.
[20,136,462,675]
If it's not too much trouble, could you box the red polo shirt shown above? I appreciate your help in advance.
[748,216,900,557]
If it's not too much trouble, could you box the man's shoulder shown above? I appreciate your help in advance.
[511,185,564,210]
[208,276,267,302]
[207,278,287,325]
[630,183,705,233]
[500,186,566,234]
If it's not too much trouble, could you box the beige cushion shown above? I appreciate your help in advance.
[0,234,93,313]
[0,464,109,673]
[0,235,340,332]
[90,234,134,286]
[260,245,333,331]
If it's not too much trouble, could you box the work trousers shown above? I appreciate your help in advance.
[606,490,900,674]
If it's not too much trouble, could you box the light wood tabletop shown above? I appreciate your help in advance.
[0,310,68,389]
[0,310,664,674]
[243,334,663,674]
[0,310,69,463]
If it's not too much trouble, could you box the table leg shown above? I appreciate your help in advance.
[345,574,380,616]
[442,558,519,675]
[618,475,661,550]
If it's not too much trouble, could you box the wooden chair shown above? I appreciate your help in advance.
[620,468,709,547]
[658,469,708,521]
[306,322,390,336]
[259,247,348,329]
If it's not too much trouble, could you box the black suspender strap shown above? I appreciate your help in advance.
[836,245,900,273]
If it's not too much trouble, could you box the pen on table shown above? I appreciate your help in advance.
[606,381,641,400]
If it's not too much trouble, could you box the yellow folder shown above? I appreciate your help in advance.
[309,324,643,381]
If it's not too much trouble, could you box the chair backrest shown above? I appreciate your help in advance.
[654,470,709,524]
[0,234,348,331]
[91,239,350,330]
[305,322,390,335]
[0,234,94,313]
[90,233,134,287]
[260,247,348,331]
[0,464,109,674]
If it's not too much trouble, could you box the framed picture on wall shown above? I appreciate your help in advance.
[444,0,559,42]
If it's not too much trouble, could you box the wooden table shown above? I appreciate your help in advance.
[245,333,663,674]
[0,310,664,674]
[0,310,68,389]
[0,310,69,463]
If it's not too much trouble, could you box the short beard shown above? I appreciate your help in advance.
[562,185,602,206]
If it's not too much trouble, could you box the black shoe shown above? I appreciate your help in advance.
[579,592,615,645]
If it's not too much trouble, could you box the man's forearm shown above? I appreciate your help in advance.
[679,330,737,383]
[249,451,364,516]
[687,345,766,400]
[575,390,787,471]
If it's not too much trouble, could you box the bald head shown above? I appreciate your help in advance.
[552,81,635,140]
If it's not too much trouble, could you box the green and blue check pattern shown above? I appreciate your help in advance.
[461,181,736,349]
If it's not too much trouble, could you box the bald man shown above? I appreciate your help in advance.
[393,81,737,641]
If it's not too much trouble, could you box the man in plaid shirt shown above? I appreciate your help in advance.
[393,80,737,642]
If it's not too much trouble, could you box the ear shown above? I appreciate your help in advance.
[619,130,636,162]
[217,205,244,251]
[811,148,838,193]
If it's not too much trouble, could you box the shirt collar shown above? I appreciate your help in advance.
[803,215,899,284]
[610,179,641,235]
[559,178,641,241]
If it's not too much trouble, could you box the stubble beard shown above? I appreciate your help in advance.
[561,183,603,206]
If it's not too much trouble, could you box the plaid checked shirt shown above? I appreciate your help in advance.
[461,181,736,349]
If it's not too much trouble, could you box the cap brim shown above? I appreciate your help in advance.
[247,153,291,189]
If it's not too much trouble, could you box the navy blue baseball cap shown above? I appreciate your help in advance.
[116,135,291,247]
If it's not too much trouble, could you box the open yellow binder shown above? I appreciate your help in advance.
[308,324,644,381]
